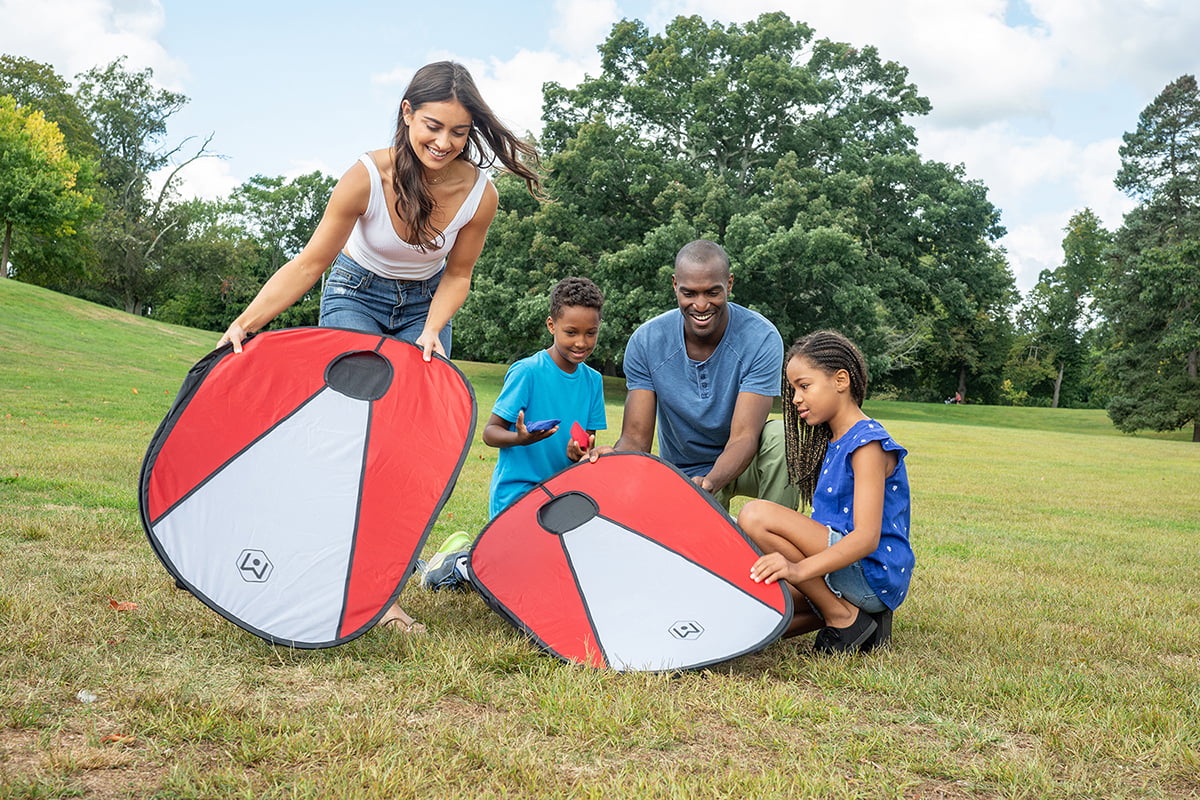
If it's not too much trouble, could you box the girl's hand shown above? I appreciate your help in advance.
[750,552,794,585]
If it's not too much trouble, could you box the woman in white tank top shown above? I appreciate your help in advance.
[217,62,542,633]
[220,61,540,360]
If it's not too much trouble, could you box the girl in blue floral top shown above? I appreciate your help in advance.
[742,330,913,654]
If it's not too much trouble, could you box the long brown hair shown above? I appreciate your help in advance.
[391,61,542,250]
[782,330,869,506]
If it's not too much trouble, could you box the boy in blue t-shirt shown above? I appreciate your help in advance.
[484,277,607,516]
[420,277,606,590]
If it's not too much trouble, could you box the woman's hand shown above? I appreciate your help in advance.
[218,322,249,354]
[414,328,445,362]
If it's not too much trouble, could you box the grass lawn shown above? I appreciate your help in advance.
[1,277,1198,799]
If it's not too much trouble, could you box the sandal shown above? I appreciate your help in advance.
[377,609,427,635]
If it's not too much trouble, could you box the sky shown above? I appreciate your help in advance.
[2,0,1198,294]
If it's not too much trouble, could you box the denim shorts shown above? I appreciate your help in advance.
[319,252,452,355]
[824,529,887,614]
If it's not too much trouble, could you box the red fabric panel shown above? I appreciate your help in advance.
[338,337,475,635]
[145,329,365,522]
[471,486,606,668]
[542,454,788,615]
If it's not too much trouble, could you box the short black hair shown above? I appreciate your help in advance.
[674,239,731,278]
[549,277,604,320]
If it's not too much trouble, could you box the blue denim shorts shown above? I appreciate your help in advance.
[319,252,452,355]
[824,529,887,614]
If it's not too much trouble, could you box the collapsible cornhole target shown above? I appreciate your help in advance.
[139,328,476,648]
[468,453,793,671]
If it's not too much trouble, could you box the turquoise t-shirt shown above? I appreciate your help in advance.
[811,419,914,610]
[488,349,607,517]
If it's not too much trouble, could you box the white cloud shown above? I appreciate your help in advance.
[0,0,186,89]
[372,25,607,142]
[651,0,1056,126]
[552,0,622,59]
[1000,216,1063,288]
[462,49,599,138]
[1030,0,1200,94]
[914,121,1137,288]
[151,154,238,202]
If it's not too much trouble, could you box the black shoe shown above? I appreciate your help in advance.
[863,608,893,652]
[813,608,878,654]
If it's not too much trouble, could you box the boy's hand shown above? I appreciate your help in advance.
[566,432,595,462]
[750,552,794,585]
[513,410,557,446]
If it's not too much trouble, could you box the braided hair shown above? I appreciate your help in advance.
[783,330,869,506]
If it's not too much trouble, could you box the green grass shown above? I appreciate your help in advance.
[2,277,1198,799]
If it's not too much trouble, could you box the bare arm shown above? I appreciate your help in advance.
[611,388,657,453]
[413,180,499,360]
[693,391,773,493]
[218,163,369,352]
[482,410,556,448]
[775,442,893,583]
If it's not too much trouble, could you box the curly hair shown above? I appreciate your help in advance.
[549,277,604,319]
[782,330,869,506]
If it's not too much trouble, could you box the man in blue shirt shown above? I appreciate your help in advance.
[611,240,798,510]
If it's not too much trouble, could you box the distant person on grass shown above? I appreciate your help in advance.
[215,61,542,634]
[420,277,607,589]
[600,240,798,511]
[742,330,914,654]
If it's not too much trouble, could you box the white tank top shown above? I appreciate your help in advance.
[343,153,490,280]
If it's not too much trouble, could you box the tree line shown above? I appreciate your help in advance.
[2,13,1196,439]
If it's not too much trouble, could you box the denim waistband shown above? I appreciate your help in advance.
[335,251,443,284]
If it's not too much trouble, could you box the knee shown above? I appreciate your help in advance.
[737,500,770,539]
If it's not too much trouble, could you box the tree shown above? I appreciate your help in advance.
[153,172,339,332]
[74,57,216,314]
[1103,75,1200,440]
[458,12,1013,386]
[225,171,337,328]
[0,56,102,289]
[0,96,97,278]
[1011,209,1110,407]
[0,55,98,162]
[153,198,265,331]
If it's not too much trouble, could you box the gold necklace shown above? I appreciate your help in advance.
[426,170,447,186]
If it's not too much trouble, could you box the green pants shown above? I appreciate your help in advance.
[714,419,799,511]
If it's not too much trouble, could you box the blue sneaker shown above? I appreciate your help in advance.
[420,550,471,591]
[418,531,475,590]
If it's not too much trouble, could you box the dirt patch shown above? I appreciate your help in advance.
[0,726,169,799]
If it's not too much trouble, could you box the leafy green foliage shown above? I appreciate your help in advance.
[73,57,216,315]
[0,95,99,280]
[1009,209,1111,408]
[456,12,1014,398]
[1103,75,1200,440]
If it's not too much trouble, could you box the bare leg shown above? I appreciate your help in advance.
[739,500,861,629]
